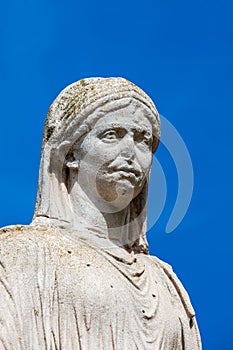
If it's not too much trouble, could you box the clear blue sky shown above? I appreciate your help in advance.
[1,1,233,348]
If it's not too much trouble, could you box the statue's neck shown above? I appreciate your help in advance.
[69,182,132,248]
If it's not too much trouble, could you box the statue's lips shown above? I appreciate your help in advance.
[104,167,142,181]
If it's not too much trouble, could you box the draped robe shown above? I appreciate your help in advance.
[0,225,201,350]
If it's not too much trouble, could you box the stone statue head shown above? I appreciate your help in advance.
[33,78,160,253]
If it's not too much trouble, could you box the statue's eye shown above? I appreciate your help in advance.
[134,130,152,148]
[99,128,126,142]
[102,130,117,140]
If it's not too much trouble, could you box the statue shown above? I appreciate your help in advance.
[0,78,201,349]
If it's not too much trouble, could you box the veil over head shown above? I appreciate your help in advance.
[33,77,160,253]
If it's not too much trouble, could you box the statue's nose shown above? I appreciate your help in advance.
[120,135,135,161]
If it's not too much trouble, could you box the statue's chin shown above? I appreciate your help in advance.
[115,179,135,196]
[93,178,136,213]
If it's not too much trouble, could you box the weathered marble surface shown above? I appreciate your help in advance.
[0,78,201,349]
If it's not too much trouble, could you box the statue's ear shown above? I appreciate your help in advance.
[65,146,81,170]
[66,160,80,170]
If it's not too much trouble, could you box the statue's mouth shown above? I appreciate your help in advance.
[108,166,141,179]
[100,166,143,187]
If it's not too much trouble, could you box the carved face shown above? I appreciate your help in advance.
[71,103,153,211]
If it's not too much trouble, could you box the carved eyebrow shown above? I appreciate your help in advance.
[94,123,125,133]
[95,123,152,136]
[133,127,152,136]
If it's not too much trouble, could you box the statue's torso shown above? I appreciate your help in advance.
[0,226,201,350]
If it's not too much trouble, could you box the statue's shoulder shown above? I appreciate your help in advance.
[0,224,89,257]
[0,224,51,257]
[149,254,196,319]
[0,224,51,242]
[0,224,32,241]
[149,254,174,273]
[149,254,185,291]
